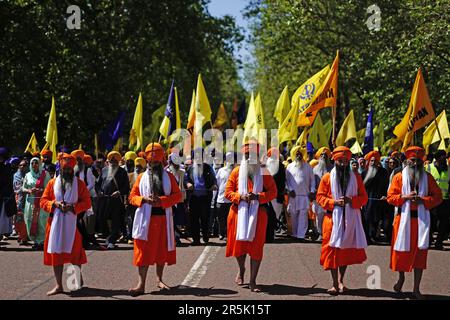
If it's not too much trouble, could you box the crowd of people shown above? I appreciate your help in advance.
[0,141,448,298]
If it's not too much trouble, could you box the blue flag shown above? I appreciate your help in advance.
[237,98,247,125]
[99,111,125,151]
[363,107,374,155]
[165,80,177,137]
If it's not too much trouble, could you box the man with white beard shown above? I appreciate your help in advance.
[312,147,333,241]
[361,151,389,244]
[316,146,368,295]
[225,140,277,292]
[387,146,442,299]
[266,147,286,235]
[286,146,316,241]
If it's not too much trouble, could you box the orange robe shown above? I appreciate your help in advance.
[225,166,277,261]
[316,172,368,270]
[387,171,442,272]
[40,178,91,266]
[129,171,181,266]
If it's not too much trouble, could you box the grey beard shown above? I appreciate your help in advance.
[193,164,203,179]
[61,173,74,186]
[363,165,378,184]
[294,159,304,168]
[314,158,328,178]
[74,164,84,174]
[247,163,259,179]
[408,165,423,188]
[266,157,279,175]
[107,165,118,179]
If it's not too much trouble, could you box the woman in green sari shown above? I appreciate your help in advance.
[22,157,51,250]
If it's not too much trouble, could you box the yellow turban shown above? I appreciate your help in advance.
[314,147,331,160]
[124,151,137,161]
[134,157,147,168]
[107,151,122,162]
[290,146,306,161]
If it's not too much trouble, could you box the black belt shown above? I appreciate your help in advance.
[397,209,418,218]
[151,207,165,216]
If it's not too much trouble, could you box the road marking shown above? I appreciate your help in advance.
[180,246,221,288]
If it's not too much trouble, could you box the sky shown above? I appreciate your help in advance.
[207,0,253,90]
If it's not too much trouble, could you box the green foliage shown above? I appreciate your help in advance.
[0,0,244,153]
[244,0,449,140]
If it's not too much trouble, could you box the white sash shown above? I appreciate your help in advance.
[286,162,312,213]
[394,167,430,251]
[329,168,367,249]
[236,161,263,241]
[47,177,78,254]
[132,169,175,251]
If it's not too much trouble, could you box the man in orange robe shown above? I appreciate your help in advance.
[387,146,442,299]
[316,146,368,295]
[225,140,277,292]
[40,153,92,296]
[128,143,181,296]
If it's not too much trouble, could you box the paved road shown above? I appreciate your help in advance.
[0,235,449,300]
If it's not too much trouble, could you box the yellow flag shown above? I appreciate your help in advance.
[129,93,143,151]
[193,74,213,146]
[309,113,328,149]
[373,122,385,151]
[213,102,229,128]
[113,137,123,152]
[393,68,435,151]
[423,110,449,153]
[323,119,332,141]
[438,138,446,151]
[292,65,330,120]
[356,128,365,145]
[350,140,363,154]
[45,97,58,163]
[295,127,311,148]
[279,99,299,144]
[297,51,339,126]
[94,134,99,159]
[159,86,181,142]
[187,90,196,131]
[274,86,290,126]
[24,132,40,154]
[336,110,357,146]
[243,92,265,143]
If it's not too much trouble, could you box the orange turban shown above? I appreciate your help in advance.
[241,140,260,154]
[405,146,425,160]
[314,147,331,160]
[71,149,85,159]
[391,151,399,158]
[83,155,93,166]
[41,150,53,157]
[145,143,165,162]
[107,151,122,162]
[364,150,381,163]
[332,146,352,161]
[60,153,76,169]
[267,147,279,158]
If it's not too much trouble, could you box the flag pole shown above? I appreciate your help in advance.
[332,106,337,148]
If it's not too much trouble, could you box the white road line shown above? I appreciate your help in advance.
[181,246,221,288]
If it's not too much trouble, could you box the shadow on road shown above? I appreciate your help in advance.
[343,288,450,300]
[67,287,134,299]
[150,285,238,297]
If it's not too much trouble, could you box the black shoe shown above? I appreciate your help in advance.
[203,238,209,245]
[435,242,444,250]
[191,240,201,246]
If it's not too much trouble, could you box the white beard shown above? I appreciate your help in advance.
[193,163,203,179]
[266,157,279,175]
[294,159,304,169]
[247,163,259,179]
[107,165,118,179]
[407,166,423,187]
[314,158,328,178]
[363,165,378,184]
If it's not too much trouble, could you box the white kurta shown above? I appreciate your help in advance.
[286,162,315,238]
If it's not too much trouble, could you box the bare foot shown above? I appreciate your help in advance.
[338,283,348,293]
[327,287,339,296]
[128,286,145,297]
[235,269,245,285]
[249,283,262,292]
[393,279,404,293]
[47,286,64,296]
[157,281,171,290]
[413,291,425,300]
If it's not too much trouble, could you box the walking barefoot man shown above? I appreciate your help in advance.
[387,146,442,299]
[128,143,181,297]
[225,140,277,292]
[40,153,92,296]
[316,146,369,295]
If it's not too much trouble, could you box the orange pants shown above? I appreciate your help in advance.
[320,214,367,270]
[390,215,427,272]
